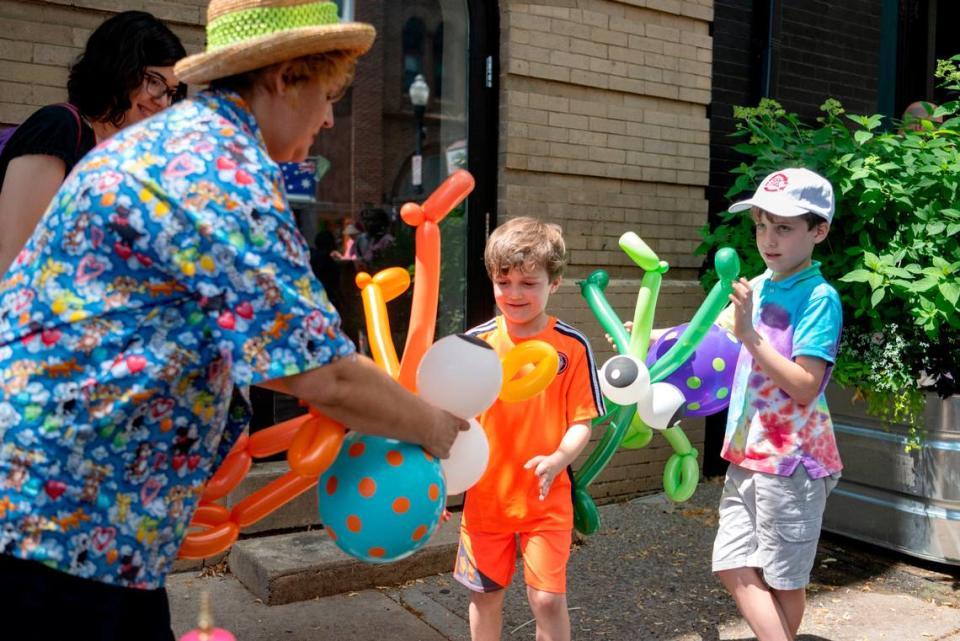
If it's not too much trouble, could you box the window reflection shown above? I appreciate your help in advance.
[283,0,469,352]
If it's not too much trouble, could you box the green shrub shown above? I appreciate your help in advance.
[698,55,960,446]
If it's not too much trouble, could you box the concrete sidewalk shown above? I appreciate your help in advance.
[169,480,960,640]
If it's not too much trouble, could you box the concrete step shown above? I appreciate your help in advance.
[229,512,462,605]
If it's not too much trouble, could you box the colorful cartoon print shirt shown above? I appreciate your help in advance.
[721,262,843,479]
[0,90,354,588]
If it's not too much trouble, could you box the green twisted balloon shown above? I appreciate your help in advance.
[573,236,740,533]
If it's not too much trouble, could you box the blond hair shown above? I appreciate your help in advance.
[484,217,566,282]
[210,51,356,94]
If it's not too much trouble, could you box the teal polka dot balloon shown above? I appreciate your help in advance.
[318,433,446,563]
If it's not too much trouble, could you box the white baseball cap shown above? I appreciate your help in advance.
[728,168,835,224]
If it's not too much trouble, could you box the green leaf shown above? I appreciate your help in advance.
[928,222,947,234]
[870,288,886,307]
[854,130,874,144]
[839,269,873,283]
[885,267,913,278]
[910,277,940,292]
[940,282,960,306]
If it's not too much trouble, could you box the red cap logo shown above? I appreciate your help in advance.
[763,173,789,192]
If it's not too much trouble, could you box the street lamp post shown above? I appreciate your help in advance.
[408,73,430,194]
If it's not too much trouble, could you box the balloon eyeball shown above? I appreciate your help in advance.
[599,355,650,405]
[637,382,687,430]
[418,334,503,418]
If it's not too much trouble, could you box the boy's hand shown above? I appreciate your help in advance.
[604,321,633,353]
[523,453,564,500]
[729,277,758,342]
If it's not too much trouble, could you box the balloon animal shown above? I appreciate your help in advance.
[177,171,476,560]
[179,170,560,563]
[573,233,741,535]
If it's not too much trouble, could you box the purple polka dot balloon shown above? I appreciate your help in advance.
[646,323,741,416]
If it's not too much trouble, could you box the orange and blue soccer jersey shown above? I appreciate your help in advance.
[463,316,604,533]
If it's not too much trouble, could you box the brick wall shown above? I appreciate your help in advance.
[0,0,206,126]
[708,0,882,213]
[499,0,715,503]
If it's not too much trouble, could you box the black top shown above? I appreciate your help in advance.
[0,104,97,188]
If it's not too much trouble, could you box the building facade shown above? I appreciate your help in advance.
[2,0,950,514]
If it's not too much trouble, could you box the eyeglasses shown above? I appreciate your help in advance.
[142,71,181,104]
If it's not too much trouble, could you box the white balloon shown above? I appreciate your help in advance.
[637,382,686,430]
[441,418,490,495]
[418,334,502,418]
[598,354,650,406]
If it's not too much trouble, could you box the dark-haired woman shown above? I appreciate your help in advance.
[0,10,186,275]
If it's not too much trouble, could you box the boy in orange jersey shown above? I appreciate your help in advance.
[454,217,605,641]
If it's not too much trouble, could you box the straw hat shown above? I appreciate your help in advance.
[175,0,376,84]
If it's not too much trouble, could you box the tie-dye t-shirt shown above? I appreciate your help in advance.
[0,90,354,588]
[720,262,843,479]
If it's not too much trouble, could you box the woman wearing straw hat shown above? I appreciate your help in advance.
[0,1,467,637]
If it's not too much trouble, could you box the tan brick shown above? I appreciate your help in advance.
[569,129,608,146]
[608,45,644,65]
[528,123,570,142]
[679,86,711,104]
[589,146,626,164]
[645,23,680,42]
[680,30,712,49]
[3,18,74,47]
[514,43,552,64]
[626,63,664,82]
[32,83,67,104]
[590,26,629,47]
[0,101,35,124]
[509,11,552,33]
[570,68,609,90]
[580,9,609,28]
[527,61,571,82]
[548,111,589,129]
[589,57,628,77]
[680,2,713,21]
[569,98,608,118]
[0,81,32,104]
[588,116,626,135]
[550,19,592,40]
[569,38,607,58]
[549,141,583,159]
[528,5,571,19]
[0,38,33,63]
[550,50,591,71]
[32,42,79,66]
[3,60,68,86]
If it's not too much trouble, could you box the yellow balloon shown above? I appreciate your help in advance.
[356,270,409,378]
[499,340,559,403]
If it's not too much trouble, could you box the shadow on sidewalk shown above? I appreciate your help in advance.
[813,530,960,605]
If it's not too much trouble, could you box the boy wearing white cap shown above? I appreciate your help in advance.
[712,167,843,641]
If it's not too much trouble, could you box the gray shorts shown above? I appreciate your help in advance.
[711,463,839,590]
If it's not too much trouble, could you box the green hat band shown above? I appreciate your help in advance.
[207,2,340,50]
